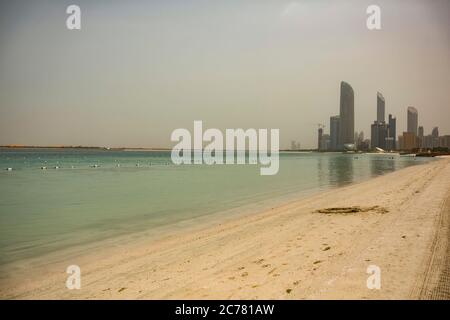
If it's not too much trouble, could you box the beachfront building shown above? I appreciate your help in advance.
[321,134,330,151]
[407,107,418,136]
[402,132,417,151]
[339,81,355,149]
[329,115,340,151]
[371,121,388,150]
[318,127,323,151]
[385,137,395,151]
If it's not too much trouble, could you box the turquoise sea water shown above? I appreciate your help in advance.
[0,148,431,266]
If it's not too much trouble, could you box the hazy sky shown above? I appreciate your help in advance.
[0,0,449,148]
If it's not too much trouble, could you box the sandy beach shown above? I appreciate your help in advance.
[1,157,449,300]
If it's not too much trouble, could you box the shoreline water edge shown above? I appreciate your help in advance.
[0,155,448,299]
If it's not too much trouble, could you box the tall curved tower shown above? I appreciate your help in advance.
[338,81,354,148]
[407,106,418,136]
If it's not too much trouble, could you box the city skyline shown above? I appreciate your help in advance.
[0,0,449,149]
[319,82,448,152]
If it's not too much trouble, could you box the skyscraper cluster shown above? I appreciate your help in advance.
[370,92,396,151]
[316,81,449,152]
[324,81,355,151]
[398,108,450,150]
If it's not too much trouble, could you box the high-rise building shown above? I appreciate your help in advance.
[329,115,340,151]
[403,132,417,151]
[377,92,385,123]
[418,126,424,148]
[388,114,396,150]
[371,121,388,150]
[439,135,450,148]
[338,81,354,148]
[418,126,424,138]
[407,107,418,136]
[370,92,392,150]
[318,127,323,151]
[423,135,433,149]
[385,137,394,151]
[432,127,439,138]
[432,127,439,148]
[321,134,330,151]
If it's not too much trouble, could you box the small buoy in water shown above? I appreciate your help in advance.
[41,166,47,170]
[5,167,12,171]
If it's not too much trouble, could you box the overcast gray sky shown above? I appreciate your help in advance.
[0,0,449,149]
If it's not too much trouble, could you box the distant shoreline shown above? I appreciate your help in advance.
[0,146,172,151]
[0,146,315,152]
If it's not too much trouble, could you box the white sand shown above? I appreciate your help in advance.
[1,158,449,299]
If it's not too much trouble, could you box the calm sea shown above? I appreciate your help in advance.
[0,148,430,266]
